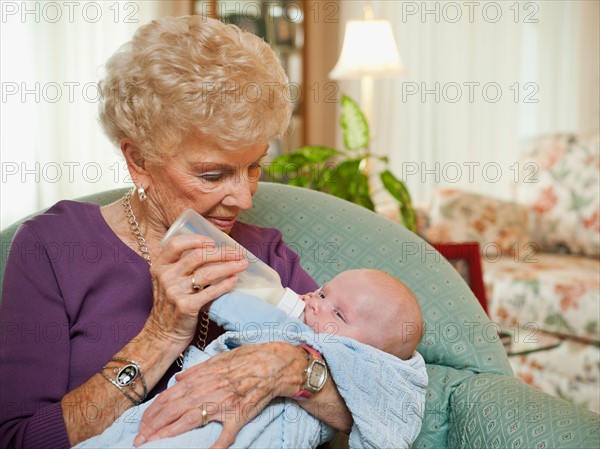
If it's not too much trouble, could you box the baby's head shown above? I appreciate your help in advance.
[300,269,423,360]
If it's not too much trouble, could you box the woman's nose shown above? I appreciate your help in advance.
[222,178,254,210]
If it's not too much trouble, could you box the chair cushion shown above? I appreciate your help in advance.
[484,252,600,342]
[513,131,600,257]
[449,373,600,449]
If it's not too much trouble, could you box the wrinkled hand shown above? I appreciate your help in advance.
[144,234,248,350]
[133,342,306,448]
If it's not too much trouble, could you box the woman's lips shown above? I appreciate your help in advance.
[207,216,237,230]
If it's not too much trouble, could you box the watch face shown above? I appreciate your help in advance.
[307,359,327,391]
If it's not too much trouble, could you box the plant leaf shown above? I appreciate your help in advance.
[325,159,357,198]
[327,160,375,210]
[267,153,310,179]
[381,169,417,232]
[268,94,416,223]
[294,146,340,163]
[341,95,369,151]
[315,165,337,191]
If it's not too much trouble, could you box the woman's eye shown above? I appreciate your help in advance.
[198,172,225,182]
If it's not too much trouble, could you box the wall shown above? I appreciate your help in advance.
[334,1,599,207]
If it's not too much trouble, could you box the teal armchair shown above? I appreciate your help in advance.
[1,183,598,448]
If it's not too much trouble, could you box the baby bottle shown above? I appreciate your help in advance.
[162,209,305,318]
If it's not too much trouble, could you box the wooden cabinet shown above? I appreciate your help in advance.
[194,1,305,154]
[192,1,339,151]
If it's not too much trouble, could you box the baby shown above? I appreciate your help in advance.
[300,268,423,360]
[77,269,427,449]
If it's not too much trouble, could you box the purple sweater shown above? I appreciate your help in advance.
[0,200,317,449]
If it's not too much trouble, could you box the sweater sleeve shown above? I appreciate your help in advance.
[271,237,318,294]
[0,224,72,449]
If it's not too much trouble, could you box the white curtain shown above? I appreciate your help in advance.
[0,1,189,228]
[337,1,599,207]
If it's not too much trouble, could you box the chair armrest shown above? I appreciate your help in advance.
[449,373,600,449]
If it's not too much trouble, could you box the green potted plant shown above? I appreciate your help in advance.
[268,95,416,232]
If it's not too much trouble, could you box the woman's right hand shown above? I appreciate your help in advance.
[144,234,249,350]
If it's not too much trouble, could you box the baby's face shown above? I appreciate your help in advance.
[300,271,396,350]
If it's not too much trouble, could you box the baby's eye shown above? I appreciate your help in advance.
[334,310,346,322]
[318,291,325,299]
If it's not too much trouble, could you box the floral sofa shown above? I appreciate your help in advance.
[416,131,600,413]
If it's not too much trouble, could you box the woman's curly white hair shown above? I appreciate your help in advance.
[99,15,292,161]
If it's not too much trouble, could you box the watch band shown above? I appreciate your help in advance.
[300,345,322,361]
[292,345,327,400]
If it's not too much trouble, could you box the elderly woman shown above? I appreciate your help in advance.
[0,16,351,448]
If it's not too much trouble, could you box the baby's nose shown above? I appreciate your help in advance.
[307,295,321,313]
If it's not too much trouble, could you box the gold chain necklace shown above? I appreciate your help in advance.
[122,189,210,366]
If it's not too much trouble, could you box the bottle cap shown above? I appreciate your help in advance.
[278,288,305,318]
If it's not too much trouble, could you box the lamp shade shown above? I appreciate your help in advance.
[329,19,404,79]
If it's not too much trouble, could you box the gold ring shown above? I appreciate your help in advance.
[191,274,202,293]
[201,404,208,427]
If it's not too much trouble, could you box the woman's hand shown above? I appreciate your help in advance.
[144,235,248,351]
[133,343,307,448]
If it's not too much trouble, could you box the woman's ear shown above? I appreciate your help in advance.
[121,138,150,188]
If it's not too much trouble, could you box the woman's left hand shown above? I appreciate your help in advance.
[133,342,307,448]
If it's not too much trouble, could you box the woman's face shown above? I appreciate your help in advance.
[143,134,269,234]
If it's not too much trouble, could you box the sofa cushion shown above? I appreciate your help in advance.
[484,252,600,342]
[509,339,600,413]
[513,132,600,257]
[423,189,534,259]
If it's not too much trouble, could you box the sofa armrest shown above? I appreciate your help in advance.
[448,373,600,449]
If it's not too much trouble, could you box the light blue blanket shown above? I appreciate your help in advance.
[76,292,427,448]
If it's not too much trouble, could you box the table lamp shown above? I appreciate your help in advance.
[329,4,404,124]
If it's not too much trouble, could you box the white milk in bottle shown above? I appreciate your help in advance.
[162,209,305,318]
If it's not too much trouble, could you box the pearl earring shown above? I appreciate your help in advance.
[137,186,147,201]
